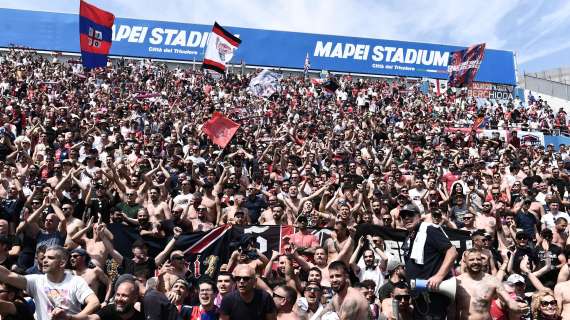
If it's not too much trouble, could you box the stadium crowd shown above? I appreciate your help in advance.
[0,46,569,320]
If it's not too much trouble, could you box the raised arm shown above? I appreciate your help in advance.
[100,228,124,265]
[154,227,182,266]
[0,265,26,290]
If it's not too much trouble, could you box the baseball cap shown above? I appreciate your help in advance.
[386,258,403,273]
[71,248,88,256]
[506,274,525,285]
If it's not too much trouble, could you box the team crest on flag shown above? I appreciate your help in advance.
[79,1,114,69]
[201,112,240,148]
[203,22,242,73]
[447,43,486,88]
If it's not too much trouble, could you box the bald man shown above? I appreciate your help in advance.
[220,264,277,320]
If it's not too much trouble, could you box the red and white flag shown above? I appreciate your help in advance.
[202,22,241,73]
[202,112,240,148]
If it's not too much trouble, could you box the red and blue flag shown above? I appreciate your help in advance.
[79,1,114,69]
[447,43,486,88]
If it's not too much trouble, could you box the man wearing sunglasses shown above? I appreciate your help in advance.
[295,281,323,320]
[220,264,276,320]
[380,282,413,320]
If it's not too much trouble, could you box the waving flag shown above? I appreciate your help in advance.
[202,112,240,148]
[203,22,241,73]
[447,43,486,88]
[79,1,114,69]
[303,52,310,77]
[248,69,283,97]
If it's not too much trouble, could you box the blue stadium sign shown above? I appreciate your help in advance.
[0,8,516,85]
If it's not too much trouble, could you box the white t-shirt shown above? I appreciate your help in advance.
[541,211,570,230]
[26,271,94,320]
[409,188,427,213]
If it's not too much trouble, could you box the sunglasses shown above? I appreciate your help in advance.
[516,235,529,241]
[305,287,321,293]
[463,216,474,220]
[541,300,557,307]
[234,276,252,282]
[394,294,411,301]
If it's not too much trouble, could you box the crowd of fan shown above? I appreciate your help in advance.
[0,46,569,320]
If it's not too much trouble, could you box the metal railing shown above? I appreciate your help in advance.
[520,73,570,101]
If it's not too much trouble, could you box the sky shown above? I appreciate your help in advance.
[1,0,569,74]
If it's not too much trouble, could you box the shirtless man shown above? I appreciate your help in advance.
[553,217,568,248]
[324,222,353,262]
[456,249,526,320]
[324,261,369,320]
[190,205,214,232]
[227,242,269,275]
[69,248,110,302]
[61,203,85,250]
[258,205,287,225]
[200,183,220,223]
[293,241,352,287]
[221,195,250,224]
[145,186,171,223]
[158,250,190,292]
[70,218,112,268]
[555,279,570,319]
[475,202,498,237]
[272,285,299,320]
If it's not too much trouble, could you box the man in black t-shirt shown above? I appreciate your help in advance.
[400,204,457,320]
[220,264,277,320]
[93,280,144,320]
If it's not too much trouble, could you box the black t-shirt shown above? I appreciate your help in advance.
[121,258,156,280]
[4,300,34,320]
[220,289,277,320]
[377,279,400,301]
[143,289,177,320]
[404,225,453,280]
[97,304,145,320]
[536,244,562,289]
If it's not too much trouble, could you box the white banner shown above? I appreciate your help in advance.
[248,69,283,97]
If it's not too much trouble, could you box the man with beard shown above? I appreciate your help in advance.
[322,260,369,320]
[350,235,389,293]
[69,248,110,303]
[456,249,527,319]
[80,279,144,320]
[220,264,276,320]
[400,203,457,319]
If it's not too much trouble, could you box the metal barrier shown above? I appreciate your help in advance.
[521,73,570,101]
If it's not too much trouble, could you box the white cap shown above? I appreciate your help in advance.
[507,273,525,285]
